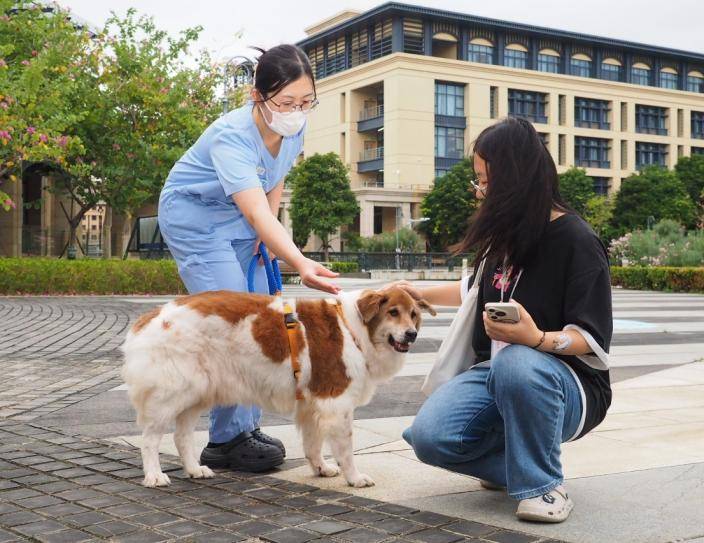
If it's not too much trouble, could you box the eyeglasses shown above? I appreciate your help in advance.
[267,96,319,114]
[469,178,487,195]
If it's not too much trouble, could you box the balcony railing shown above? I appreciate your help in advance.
[359,104,384,121]
[575,120,611,130]
[636,126,668,136]
[359,146,384,161]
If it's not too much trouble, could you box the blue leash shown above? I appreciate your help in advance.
[247,241,283,295]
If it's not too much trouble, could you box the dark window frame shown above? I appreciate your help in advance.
[508,89,548,124]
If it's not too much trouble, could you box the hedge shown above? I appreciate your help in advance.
[610,266,704,293]
[0,258,187,295]
[0,259,702,295]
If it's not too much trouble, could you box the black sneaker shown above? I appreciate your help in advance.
[251,428,286,456]
[199,431,284,473]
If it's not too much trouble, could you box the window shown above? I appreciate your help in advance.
[687,71,704,93]
[468,39,493,64]
[504,45,527,69]
[325,37,346,76]
[403,18,424,54]
[631,64,651,86]
[349,29,369,68]
[636,142,668,168]
[575,137,610,168]
[692,111,704,139]
[537,49,560,73]
[601,59,623,81]
[570,55,592,78]
[435,82,464,116]
[435,169,450,179]
[636,105,668,135]
[660,69,678,89]
[307,45,325,79]
[508,89,547,123]
[575,98,610,129]
[370,18,392,60]
[692,147,704,155]
[435,126,464,158]
[592,177,610,195]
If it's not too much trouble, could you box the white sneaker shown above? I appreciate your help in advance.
[516,485,574,523]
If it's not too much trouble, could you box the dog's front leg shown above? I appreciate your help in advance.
[299,409,340,478]
[328,411,374,488]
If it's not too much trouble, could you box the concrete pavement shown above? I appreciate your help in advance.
[1,281,703,542]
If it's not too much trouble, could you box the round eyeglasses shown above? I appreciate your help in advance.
[267,96,319,114]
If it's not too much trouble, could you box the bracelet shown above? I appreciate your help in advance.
[532,330,546,349]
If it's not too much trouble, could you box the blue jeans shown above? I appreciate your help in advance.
[159,191,270,444]
[403,345,582,500]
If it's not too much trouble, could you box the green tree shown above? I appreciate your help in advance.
[584,195,616,243]
[674,154,704,208]
[611,166,698,234]
[417,159,477,251]
[54,9,220,256]
[0,1,88,211]
[558,167,595,216]
[287,152,359,260]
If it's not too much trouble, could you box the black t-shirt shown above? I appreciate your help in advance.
[469,213,613,439]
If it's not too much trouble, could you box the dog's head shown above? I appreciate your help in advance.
[356,286,436,354]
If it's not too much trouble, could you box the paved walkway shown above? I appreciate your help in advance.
[1,281,703,543]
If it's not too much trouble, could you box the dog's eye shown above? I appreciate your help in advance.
[389,309,399,317]
[411,311,417,319]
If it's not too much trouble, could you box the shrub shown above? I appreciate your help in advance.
[0,258,186,295]
[346,227,425,253]
[610,267,704,293]
[608,220,704,267]
[327,261,359,273]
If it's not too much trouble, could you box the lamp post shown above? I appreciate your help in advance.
[221,56,254,114]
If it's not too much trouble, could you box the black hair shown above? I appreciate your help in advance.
[250,44,316,100]
[450,117,572,272]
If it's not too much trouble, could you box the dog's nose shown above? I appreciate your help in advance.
[404,329,417,343]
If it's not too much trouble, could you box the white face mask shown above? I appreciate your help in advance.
[259,101,307,137]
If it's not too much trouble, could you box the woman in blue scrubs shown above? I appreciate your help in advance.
[158,44,340,472]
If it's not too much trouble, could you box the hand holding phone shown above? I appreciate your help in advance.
[485,302,521,324]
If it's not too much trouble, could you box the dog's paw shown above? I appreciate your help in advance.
[317,463,340,478]
[347,473,375,488]
[142,472,171,487]
[187,465,215,479]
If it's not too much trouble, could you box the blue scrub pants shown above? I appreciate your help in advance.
[158,190,269,444]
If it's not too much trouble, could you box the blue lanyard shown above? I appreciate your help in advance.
[247,241,283,295]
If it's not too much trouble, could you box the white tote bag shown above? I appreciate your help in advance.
[421,259,485,396]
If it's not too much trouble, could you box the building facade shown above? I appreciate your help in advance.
[290,2,704,250]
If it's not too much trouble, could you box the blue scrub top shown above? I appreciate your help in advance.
[161,100,304,240]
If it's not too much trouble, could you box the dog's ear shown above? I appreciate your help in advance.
[416,299,437,316]
[357,290,387,323]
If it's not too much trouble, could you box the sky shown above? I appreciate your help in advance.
[58,0,704,64]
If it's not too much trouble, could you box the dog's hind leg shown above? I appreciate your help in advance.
[327,410,375,488]
[297,406,339,478]
[174,406,214,480]
[141,424,171,487]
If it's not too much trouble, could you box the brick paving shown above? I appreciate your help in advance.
[0,296,564,542]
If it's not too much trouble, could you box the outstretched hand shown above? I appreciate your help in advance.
[297,258,341,295]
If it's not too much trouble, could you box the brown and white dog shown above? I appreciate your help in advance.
[121,287,435,488]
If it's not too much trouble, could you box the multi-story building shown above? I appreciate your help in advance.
[289,2,704,249]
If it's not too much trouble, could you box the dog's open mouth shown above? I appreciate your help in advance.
[388,335,410,353]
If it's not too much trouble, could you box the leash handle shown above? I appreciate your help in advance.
[247,241,283,295]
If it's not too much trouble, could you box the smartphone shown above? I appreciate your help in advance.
[485,302,521,324]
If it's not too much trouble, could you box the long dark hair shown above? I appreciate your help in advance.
[250,44,316,100]
[450,117,571,272]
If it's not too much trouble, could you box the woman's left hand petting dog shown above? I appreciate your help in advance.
[121,286,435,488]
